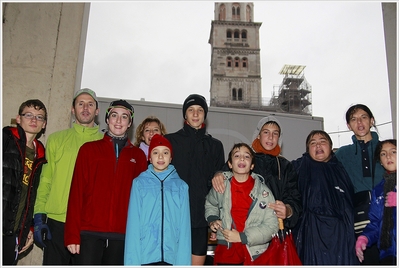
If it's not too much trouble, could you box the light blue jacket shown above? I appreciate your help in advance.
[124,164,191,266]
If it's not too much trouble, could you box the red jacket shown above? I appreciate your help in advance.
[64,135,147,246]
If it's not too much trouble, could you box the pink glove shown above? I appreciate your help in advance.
[386,191,396,207]
[355,235,368,263]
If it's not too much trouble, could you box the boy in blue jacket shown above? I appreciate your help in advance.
[124,134,191,265]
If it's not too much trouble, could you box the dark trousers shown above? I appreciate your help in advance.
[43,218,73,265]
[3,235,18,265]
[73,233,125,265]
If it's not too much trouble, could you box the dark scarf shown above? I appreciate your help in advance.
[380,171,396,250]
[106,132,128,159]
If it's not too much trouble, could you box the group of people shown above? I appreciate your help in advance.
[3,87,397,266]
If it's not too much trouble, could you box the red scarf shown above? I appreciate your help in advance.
[251,138,281,157]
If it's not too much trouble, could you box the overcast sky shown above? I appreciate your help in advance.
[81,1,394,147]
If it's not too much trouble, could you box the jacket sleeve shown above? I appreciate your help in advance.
[282,160,302,229]
[176,183,192,265]
[124,179,142,265]
[64,146,89,246]
[362,186,383,246]
[34,134,56,214]
[205,187,221,223]
[208,141,226,188]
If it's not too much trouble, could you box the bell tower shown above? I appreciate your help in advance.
[208,2,262,108]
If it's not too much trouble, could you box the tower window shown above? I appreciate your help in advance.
[227,30,232,39]
[241,30,247,40]
[242,58,248,68]
[232,3,240,20]
[219,4,226,21]
[232,88,237,101]
[227,57,232,67]
[234,30,240,41]
[234,57,240,68]
[238,88,243,101]
[246,5,251,22]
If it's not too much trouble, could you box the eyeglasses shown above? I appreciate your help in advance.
[20,113,46,122]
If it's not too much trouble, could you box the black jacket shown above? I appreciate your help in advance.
[221,153,302,229]
[3,125,46,250]
[165,123,225,228]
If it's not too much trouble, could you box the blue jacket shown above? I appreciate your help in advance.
[124,164,191,266]
[335,131,384,193]
[362,173,397,260]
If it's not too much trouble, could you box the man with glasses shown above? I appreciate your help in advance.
[3,99,48,265]
[33,89,103,265]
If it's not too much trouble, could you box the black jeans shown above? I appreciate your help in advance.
[3,235,18,265]
[73,233,125,265]
[43,218,73,265]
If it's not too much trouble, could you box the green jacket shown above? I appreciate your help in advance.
[205,172,278,259]
[34,123,103,222]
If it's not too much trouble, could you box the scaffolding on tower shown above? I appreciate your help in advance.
[269,64,312,115]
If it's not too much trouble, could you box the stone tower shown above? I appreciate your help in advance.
[208,2,262,108]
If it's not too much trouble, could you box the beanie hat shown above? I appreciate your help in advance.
[105,99,134,123]
[148,134,173,160]
[252,116,283,147]
[74,88,98,104]
[182,94,208,119]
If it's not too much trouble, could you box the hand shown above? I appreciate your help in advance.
[33,214,52,248]
[211,172,226,194]
[221,228,241,243]
[19,230,34,254]
[355,235,368,263]
[209,232,217,241]
[268,200,289,219]
[210,220,223,233]
[67,244,80,254]
[385,191,396,207]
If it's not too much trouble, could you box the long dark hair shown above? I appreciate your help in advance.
[375,139,397,250]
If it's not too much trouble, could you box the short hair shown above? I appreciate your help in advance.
[374,139,397,163]
[18,99,48,135]
[305,130,333,153]
[227,143,256,167]
[134,116,167,147]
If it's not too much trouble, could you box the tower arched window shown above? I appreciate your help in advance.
[232,3,240,20]
[227,57,232,67]
[238,88,243,101]
[232,88,237,101]
[241,30,247,40]
[226,30,232,40]
[219,4,226,21]
[234,57,240,68]
[246,5,251,22]
[234,30,240,41]
[242,58,248,68]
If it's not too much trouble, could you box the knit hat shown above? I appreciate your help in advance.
[148,134,173,160]
[252,116,283,147]
[105,99,134,123]
[182,94,208,119]
[74,88,98,103]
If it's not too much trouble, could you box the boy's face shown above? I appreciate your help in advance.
[16,106,47,136]
[228,146,254,175]
[185,105,205,129]
[347,108,373,141]
[307,133,332,163]
[379,143,396,172]
[150,145,172,172]
[258,123,280,151]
